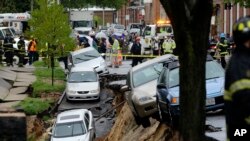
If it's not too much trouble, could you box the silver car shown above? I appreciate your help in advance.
[65,67,100,101]
[121,54,175,127]
[68,47,109,74]
[50,109,95,141]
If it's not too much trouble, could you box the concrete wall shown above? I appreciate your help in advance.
[0,113,26,141]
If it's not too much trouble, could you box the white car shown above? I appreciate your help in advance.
[68,47,109,74]
[50,109,95,141]
[66,67,100,101]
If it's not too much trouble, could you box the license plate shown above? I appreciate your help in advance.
[206,98,215,106]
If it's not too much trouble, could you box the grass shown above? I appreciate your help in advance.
[17,98,52,115]
[32,60,66,97]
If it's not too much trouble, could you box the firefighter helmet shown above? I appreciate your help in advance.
[233,16,250,45]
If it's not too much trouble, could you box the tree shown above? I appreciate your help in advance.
[159,0,213,141]
[60,0,127,9]
[28,0,74,85]
[0,0,16,13]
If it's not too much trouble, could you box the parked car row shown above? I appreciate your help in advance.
[50,46,109,141]
[121,54,225,127]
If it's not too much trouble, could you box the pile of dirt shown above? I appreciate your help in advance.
[104,103,174,141]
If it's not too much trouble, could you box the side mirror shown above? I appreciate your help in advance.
[89,126,94,131]
[157,83,167,89]
[120,85,130,92]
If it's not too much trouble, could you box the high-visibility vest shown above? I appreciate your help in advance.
[112,39,120,51]
[163,39,175,53]
[29,40,37,51]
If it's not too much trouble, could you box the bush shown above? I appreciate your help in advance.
[17,98,52,115]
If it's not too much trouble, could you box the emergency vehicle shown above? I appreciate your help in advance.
[140,20,173,54]
[0,12,31,35]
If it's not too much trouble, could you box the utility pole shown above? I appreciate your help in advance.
[31,0,34,11]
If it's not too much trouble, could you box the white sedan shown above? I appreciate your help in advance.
[65,67,100,101]
[50,109,95,141]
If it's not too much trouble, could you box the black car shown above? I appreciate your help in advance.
[156,55,225,123]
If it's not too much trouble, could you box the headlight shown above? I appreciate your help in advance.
[171,97,179,104]
[90,89,99,93]
[220,89,224,95]
[67,90,76,95]
[138,96,152,102]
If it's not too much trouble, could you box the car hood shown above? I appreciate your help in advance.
[168,77,224,98]
[75,27,92,32]
[66,82,99,91]
[74,57,104,68]
[133,80,157,97]
[51,133,90,141]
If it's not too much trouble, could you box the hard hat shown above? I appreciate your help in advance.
[233,16,250,47]
[219,33,226,38]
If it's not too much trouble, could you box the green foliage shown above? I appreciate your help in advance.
[0,0,16,13]
[61,0,127,9]
[225,0,250,7]
[32,60,65,97]
[17,98,51,115]
[32,79,65,97]
[28,0,75,55]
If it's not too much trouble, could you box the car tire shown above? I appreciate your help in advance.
[141,117,150,128]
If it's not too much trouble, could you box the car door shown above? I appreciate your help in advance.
[157,68,169,111]
[84,111,95,141]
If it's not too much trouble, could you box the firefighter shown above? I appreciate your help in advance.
[216,33,229,68]
[224,16,250,141]
[3,33,15,66]
[130,36,142,67]
[17,35,25,67]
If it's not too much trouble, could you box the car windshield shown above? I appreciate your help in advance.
[156,25,173,34]
[133,63,163,87]
[131,24,141,29]
[168,61,224,88]
[68,71,97,82]
[2,28,13,37]
[53,121,87,138]
[72,50,100,64]
[114,25,125,29]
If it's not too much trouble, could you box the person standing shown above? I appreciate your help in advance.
[130,37,142,67]
[216,33,229,68]
[100,37,107,59]
[28,37,37,65]
[224,16,250,141]
[111,35,120,68]
[3,33,15,66]
[17,36,25,67]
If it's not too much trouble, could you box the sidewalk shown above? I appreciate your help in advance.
[0,65,36,111]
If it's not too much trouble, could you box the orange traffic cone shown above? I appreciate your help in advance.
[117,50,122,65]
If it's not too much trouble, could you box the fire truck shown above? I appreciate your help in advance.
[0,12,31,35]
[140,20,173,55]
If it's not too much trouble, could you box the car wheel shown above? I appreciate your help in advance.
[141,117,150,128]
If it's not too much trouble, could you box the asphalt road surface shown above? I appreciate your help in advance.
[206,111,226,141]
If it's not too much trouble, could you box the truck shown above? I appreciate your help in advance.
[140,20,173,55]
[0,12,31,35]
[69,10,94,35]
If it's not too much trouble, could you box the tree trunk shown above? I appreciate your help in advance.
[159,0,213,141]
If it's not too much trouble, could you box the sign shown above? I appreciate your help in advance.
[211,16,215,25]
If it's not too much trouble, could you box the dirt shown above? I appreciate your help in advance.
[104,102,174,141]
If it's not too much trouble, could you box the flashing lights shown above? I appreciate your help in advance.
[157,20,170,25]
